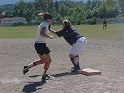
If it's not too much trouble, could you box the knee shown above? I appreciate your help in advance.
[69,54,79,58]
[69,54,74,58]
[69,54,75,61]
[44,58,51,69]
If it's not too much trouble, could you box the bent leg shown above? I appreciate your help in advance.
[27,54,46,69]
[23,54,51,75]
[42,54,51,75]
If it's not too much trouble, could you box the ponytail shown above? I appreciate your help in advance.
[63,19,72,28]
[38,12,53,20]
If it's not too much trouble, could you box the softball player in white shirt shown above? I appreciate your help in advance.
[23,12,54,81]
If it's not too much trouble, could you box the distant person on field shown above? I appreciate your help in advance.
[23,12,54,81]
[103,19,107,30]
[50,19,87,73]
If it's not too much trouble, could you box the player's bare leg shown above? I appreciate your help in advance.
[41,54,52,81]
[69,54,80,73]
[23,54,51,75]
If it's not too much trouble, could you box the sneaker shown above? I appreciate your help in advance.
[71,66,75,70]
[42,74,51,81]
[23,66,29,75]
[71,67,80,73]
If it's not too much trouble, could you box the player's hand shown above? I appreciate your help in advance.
[49,35,53,39]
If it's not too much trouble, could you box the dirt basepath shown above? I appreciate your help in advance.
[0,38,124,93]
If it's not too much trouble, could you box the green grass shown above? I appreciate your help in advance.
[0,26,37,38]
[74,24,124,39]
[0,23,124,39]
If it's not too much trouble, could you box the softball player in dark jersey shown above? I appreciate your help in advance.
[103,19,107,30]
[50,19,87,73]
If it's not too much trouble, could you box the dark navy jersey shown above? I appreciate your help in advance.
[103,20,107,24]
[56,27,83,45]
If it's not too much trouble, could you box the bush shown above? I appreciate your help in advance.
[77,21,81,25]
[87,17,97,25]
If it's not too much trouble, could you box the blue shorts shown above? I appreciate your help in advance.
[34,43,50,55]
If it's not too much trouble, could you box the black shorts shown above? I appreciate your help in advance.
[34,43,50,55]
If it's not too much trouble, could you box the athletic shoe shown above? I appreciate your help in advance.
[42,74,51,81]
[23,66,29,75]
[71,67,80,73]
[71,66,75,70]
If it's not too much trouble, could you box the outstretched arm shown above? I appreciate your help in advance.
[50,29,57,35]
[49,24,58,36]
[49,25,63,37]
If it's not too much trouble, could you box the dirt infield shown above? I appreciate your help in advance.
[0,38,124,93]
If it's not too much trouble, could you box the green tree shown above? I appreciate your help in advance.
[0,4,14,18]
[98,0,119,18]
[34,0,55,13]
[13,1,37,22]
[1,0,121,24]
[118,0,124,16]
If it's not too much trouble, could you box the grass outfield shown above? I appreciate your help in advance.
[0,23,124,39]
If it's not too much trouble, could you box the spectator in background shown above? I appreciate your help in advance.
[103,19,107,30]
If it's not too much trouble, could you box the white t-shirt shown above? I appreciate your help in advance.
[35,21,50,43]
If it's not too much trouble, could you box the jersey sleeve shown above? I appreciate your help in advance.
[56,29,64,37]
[38,22,47,30]
[41,22,48,27]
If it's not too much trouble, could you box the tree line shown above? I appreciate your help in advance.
[0,0,124,24]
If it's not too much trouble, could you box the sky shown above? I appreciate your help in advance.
[0,0,87,5]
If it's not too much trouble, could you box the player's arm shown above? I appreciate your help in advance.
[50,29,58,35]
[51,29,64,37]
[40,27,53,39]
[48,24,57,35]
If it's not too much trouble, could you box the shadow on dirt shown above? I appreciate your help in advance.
[22,80,46,93]
[22,72,79,93]
[29,75,42,78]
[52,72,79,77]
[28,72,79,79]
